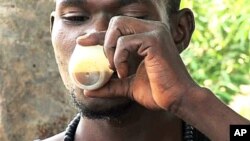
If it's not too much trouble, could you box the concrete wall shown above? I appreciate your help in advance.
[0,1,76,140]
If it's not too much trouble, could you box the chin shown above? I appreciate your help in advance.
[70,88,135,120]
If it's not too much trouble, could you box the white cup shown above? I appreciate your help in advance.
[68,44,113,90]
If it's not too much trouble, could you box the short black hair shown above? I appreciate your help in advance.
[168,0,181,13]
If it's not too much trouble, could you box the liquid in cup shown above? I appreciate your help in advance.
[68,44,113,90]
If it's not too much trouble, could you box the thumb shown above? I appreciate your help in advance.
[76,31,106,46]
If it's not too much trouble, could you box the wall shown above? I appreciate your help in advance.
[0,0,76,140]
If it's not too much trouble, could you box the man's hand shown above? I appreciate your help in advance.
[83,16,197,111]
[79,16,250,141]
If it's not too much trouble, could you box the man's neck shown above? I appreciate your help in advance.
[75,104,182,141]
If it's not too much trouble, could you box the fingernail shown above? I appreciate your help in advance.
[117,72,124,79]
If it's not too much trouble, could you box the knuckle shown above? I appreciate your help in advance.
[152,21,169,34]
[150,22,169,43]
[105,42,115,49]
[117,36,126,46]
[110,16,123,26]
[145,32,158,46]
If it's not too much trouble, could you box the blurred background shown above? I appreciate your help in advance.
[180,0,250,118]
[0,0,249,141]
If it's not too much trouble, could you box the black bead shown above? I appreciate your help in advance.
[64,113,81,141]
[64,135,73,141]
[183,123,194,141]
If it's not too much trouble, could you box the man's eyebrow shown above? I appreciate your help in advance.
[119,0,150,5]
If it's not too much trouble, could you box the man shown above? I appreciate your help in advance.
[43,0,250,140]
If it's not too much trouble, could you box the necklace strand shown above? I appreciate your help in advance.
[64,113,193,141]
[64,113,81,141]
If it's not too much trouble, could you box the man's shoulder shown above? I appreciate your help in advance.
[36,132,65,141]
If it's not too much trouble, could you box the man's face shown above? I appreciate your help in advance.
[51,0,169,119]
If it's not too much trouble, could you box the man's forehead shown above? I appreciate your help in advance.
[56,0,153,5]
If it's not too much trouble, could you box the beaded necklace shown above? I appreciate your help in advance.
[63,113,195,141]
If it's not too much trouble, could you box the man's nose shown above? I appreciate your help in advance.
[78,14,110,46]
[93,13,110,32]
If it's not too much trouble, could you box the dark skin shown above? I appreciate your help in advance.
[46,0,250,141]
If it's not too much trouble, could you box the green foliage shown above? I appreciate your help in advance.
[180,0,250,103]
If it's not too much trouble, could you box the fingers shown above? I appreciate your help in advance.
[104,16,153,70]
[114,34,145,78]
[84,17,158,100]
[103,18,125,70]
[84,76,134,99]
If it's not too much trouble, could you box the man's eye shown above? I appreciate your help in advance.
[124,14,148,20]
[133,16,147,20]
[62,15,89,24]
